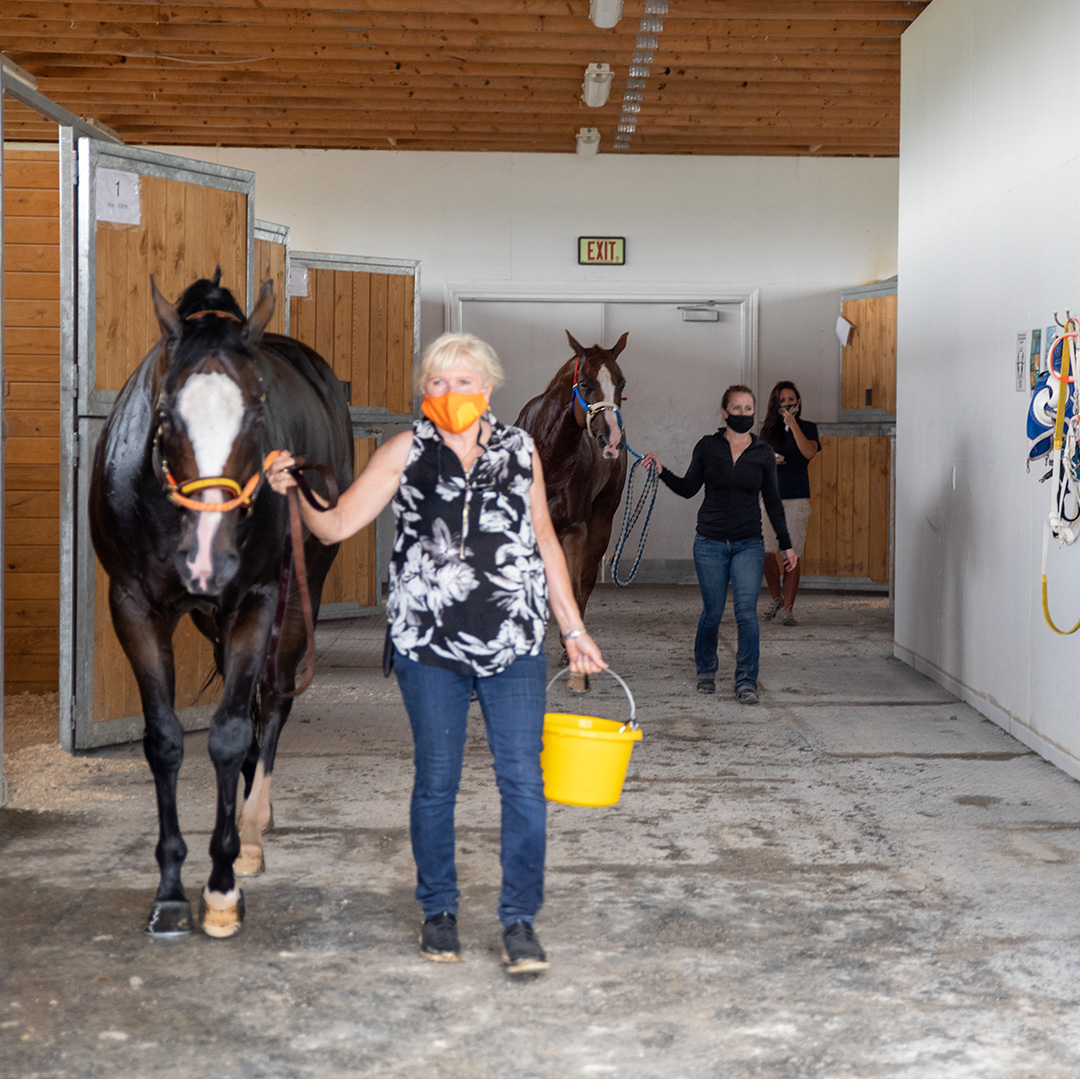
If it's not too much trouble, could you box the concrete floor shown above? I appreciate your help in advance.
[3,586,1080,1078]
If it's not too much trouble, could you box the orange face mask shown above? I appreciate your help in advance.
[421,391,488,434]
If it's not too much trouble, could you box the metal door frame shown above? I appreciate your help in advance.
[0,73,123,796]
[62,140,256,750]
[446,284,759,399]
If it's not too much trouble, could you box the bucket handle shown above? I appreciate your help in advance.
[546,667,638,731]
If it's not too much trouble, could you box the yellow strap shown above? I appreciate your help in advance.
[1042,574,1080,634]
[1054,333,1072,450]
[177,476,244,498]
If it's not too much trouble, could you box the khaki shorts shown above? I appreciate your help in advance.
[762,498,811,556]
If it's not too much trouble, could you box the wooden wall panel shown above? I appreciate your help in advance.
[803,434,892,583]
[91,175,247,725]
[322,439,377,608]
[841,294,896,413]
[3,148,61,693]
[253,235,288,336]
[288,263,416,611]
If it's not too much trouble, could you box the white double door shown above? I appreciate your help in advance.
[458,296,751,567]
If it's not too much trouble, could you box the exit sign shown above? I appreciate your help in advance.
[578,236,625,265]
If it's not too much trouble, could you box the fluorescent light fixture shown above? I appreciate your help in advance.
[576,126,601,157]
[582,62,613,107]
[1,56,38,91]
[589,0,623,28]
[629,65,650,78]
[633,50,654,64]
[644,0,668,12]
[636,33,659,49]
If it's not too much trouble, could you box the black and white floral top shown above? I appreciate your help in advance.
[386,413,549,676]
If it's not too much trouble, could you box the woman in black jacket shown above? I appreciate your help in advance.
[641,384,796,704]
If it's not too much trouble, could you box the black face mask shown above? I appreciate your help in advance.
[726,413,754,433]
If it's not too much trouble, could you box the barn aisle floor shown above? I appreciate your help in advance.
[4,585,1080,1079]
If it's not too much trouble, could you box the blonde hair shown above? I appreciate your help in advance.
[416,332,504,392]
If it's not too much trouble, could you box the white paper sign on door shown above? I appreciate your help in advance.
[96,168,141,225]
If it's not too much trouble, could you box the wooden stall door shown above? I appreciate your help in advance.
[803,434,892,584]
[290,265,415,612]
[74,147,251,747]
[841,293,897,414]
[3,147,60,694]
[253,222,288,336]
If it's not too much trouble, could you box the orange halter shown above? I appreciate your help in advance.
[161,448,282,514]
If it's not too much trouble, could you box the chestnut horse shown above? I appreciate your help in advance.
[89,271,352,939]
[515,331,629,641]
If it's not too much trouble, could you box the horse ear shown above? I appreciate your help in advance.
[610,331,629,359]
[212,266,223,287]
[151,276,181,340]
[246,280,276,343]
[566,330,585,356]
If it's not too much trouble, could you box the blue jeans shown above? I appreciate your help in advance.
[394,649,547,928]
[692,534,766,693]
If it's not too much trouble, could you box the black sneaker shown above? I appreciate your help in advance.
[696,679,715,695]
[736,688,759,705]
[502,920,549,975]
[419,911,460,962]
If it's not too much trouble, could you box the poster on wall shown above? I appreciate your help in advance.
[1030,328,1043,390]
[1017,331,1028,391]
[1046,325,1060,375]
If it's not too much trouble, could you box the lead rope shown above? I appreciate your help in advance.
[609,446,659,588]
[266,459,340,696]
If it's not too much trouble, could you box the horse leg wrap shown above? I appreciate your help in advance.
[236,767,272,876]
[198,886,246,938]
[234,844,265,877]
[145,899,194,938]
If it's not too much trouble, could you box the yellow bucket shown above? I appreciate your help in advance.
[542,668,642,807]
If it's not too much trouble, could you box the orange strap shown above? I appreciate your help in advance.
[165,450,281,513]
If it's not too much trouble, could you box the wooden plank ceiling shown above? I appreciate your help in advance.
[2,1,930,156]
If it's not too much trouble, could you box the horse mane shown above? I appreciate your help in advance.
[542,355,578,395]
[173,269,246,324]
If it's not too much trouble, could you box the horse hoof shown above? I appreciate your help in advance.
[145,899,194,938]
[198,887,246,938]
[234,844,265,877]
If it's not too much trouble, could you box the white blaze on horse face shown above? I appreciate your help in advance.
[177,372,245,591]
[597,364,622,459]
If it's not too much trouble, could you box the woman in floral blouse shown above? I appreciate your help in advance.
[268,332,606,976]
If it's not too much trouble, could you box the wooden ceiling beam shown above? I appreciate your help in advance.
[10,46,901,76]
[21,54,901,87]
[3,0,928,18]
[0,24,904,60]
[0,7,917,43]
[40,84,899,115]
[101,110,897,137]
[35,68,899,96]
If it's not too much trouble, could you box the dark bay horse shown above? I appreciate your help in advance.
[515,331,629,674]
[89,271,353,939]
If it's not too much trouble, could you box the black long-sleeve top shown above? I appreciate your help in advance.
[660,430,792,549]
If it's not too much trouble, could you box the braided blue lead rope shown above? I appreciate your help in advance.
[610,447,659,587]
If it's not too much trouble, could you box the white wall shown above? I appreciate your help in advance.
[897,0,1080,777]
[170,147,898,427]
